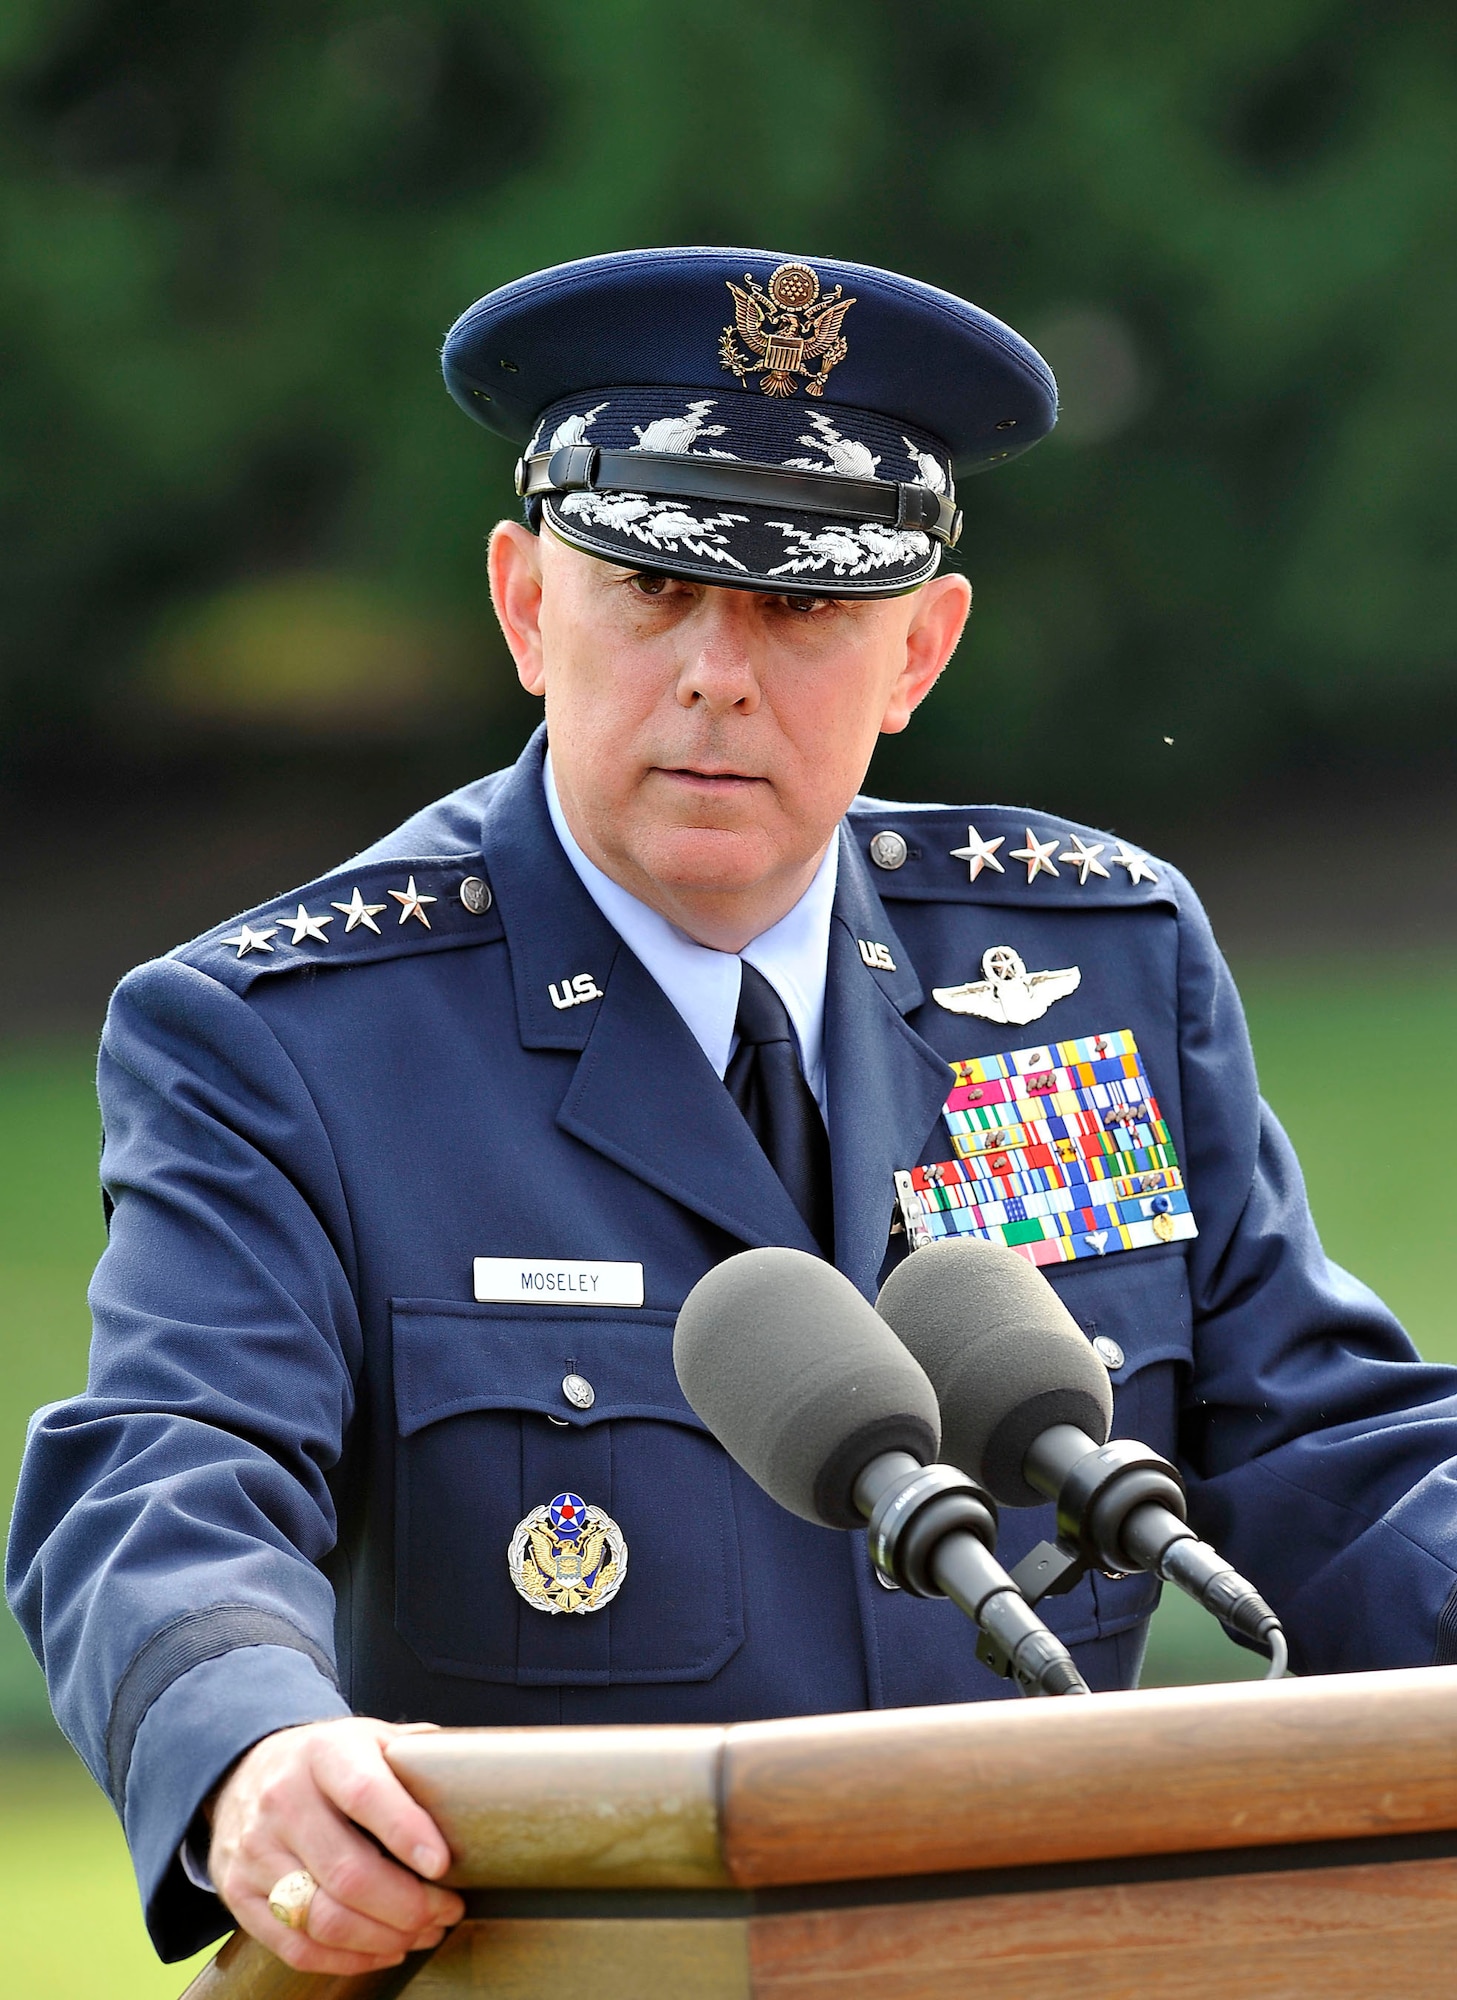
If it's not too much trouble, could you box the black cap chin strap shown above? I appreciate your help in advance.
[516,443,963,547]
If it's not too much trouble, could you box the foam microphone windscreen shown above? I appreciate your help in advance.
[674,1247,941,1529]
[876,1241,1113,1506]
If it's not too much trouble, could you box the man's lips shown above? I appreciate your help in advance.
[652,766,766,791]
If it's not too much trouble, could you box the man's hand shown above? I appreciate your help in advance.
[207,1717,466,1975]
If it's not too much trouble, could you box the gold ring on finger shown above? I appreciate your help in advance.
[268,1868,319,1932]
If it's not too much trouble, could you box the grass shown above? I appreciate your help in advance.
[0,1758,213,1998]
[2,957,1455,1986]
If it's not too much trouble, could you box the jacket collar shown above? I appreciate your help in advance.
[482,730,815,1251]
[480,730,952,1284]
[824,830,954,1295]
[479,728,623,1051]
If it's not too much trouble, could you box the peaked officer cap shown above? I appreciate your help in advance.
[442,247,1057,598]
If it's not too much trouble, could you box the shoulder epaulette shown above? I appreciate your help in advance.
[175,852,505,994]
[845,798,1179,912]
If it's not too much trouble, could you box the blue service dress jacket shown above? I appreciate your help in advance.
[10,726,1457,1960]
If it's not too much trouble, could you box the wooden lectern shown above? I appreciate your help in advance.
[181,1666,1457,1999]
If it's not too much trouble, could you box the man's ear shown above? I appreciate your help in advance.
[879,572,972,736]
[488,521,547,696]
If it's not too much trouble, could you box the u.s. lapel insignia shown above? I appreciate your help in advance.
[548,972,604,1011]
[508,1491,627,1615]
[933,946,1081,1025]
[720,262,856,398]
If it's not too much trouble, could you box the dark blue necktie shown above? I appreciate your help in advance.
[725,962,834,1256]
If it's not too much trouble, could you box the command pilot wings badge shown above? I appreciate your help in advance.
[721,261,856,398]
[933,946,1082,1027]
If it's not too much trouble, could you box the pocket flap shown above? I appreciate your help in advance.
[391,1299,701,1437]
[1048,1249,1194,1377]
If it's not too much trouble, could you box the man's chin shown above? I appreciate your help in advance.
[627,823,786,901]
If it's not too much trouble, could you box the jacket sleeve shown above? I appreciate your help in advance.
[1172,876,1457,1672]
[5,957,358,1960]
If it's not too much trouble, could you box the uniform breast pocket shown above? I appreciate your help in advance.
[1046,1251,1196,1635]
[390,1300,744,1687]
[1049,1249,1195,1451]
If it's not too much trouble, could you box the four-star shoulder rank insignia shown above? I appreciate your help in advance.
[331,886,388,934]
[1112,843,1159,885]
[279,905,333,945]
[220,924,276,959]
[208,870,496,969]
[508,1492,627,1615]
[933,946,1081,1026]
[950,826,1005,881]
[388,876,436,928]
[1059,835,1109,885]
[941,826,1159,893]
[1009,828,1060,883]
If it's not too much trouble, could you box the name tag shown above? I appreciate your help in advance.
[473,1258,644,1307]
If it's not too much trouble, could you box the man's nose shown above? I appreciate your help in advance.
[675,598,762,713]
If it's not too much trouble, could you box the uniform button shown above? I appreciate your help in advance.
[562,1373,595,1410]
[459,875,493,914]
[1092,1335,1125,1373]
[869,830,908,871]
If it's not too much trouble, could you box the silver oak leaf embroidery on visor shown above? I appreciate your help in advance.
[545,402,609,451]
[629,399,737,458]
[765,521,932,578]
[781,411,882,478]
[557,491,750,568]
[902,437,949,493]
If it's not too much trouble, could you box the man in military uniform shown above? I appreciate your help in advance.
[11,248,1457,1977]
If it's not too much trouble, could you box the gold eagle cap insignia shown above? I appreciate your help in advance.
[720,261,856,398]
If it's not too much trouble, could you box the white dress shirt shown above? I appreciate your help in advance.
[544,755,837,1113]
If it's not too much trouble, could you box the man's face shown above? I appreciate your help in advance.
[489,525,970,948]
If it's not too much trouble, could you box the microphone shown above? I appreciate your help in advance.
[875,1240,1288,1677]
[673,1247,1089,1697]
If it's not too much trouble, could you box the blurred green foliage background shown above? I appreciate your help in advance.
[1,0,1455,810]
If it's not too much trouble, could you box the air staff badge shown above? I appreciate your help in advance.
[720,261,856,398]
[508,1491,628,1614]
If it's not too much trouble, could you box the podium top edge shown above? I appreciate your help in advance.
[381,1667,1457,1891]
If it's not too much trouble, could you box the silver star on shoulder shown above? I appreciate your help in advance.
[388,876,436,928]
[331,886,388,934]
[933,945,1081,1025]
[1112,843,1159,885]
[950,826,1005,881]
[220,924,277,959]
[1010,828,1060,883]
[279,904,334,946]
[1059,835,1110,886]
